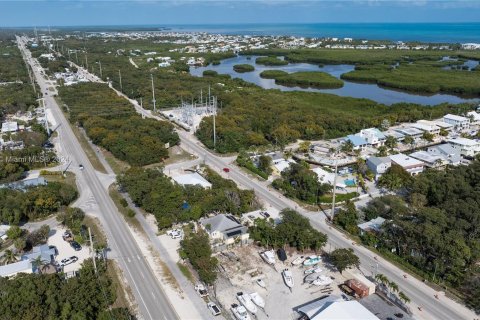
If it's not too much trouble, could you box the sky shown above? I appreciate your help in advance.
[0,0,480,27]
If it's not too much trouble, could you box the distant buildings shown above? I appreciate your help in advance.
[447,138,480,157]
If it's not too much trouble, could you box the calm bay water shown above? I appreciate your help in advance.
[190,56,480,106]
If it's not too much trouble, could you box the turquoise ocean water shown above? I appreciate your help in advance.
[165,23,480,43]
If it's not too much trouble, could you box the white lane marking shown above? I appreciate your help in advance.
[141,272,145,279]
[137,255,141,260]
[151,291,156,299]
[127,257,131,263]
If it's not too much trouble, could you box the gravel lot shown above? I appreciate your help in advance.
[48,226,90,273]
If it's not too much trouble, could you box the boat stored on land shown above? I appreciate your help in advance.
[231,304,251,320]
[282,269,294,288]
[312,275,333,286]
[249,292,265,309]
[303,255,321,266]
[236,292,257,314]
[291,256,304,265]
[260,249,276,265]
[304,267,323,275]
[256,278,266,289]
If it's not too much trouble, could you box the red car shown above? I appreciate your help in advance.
[223,168,230,173]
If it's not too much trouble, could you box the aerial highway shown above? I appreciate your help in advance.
[16,36,178,320]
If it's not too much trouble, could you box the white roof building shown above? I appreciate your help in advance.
[0,260,33,278]
[358,217,386,233]
[447,138,480,157]
[172,172,212,189]
[409,151,445,168]
[467,111,480,124]
[389,153,425,175]
[411,121,440,134]
[443,114,470,129]
[358,128,386,146]
[296,297,379,320]
[1,121,18,133]
[312,167,347,190]
[273,159,295,173]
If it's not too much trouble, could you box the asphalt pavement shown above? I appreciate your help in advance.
[17,36,178,320]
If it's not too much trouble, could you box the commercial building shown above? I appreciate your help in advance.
[296,297,379,320]
[442,114,470,129]
[447,138,480,158]
[172,172,212,189]
[389,153,425,175]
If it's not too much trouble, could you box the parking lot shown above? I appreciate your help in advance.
[48,226,90,273]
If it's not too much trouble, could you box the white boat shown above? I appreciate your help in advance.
[231,304,251,320]
[256,278,266,289]
[260,250,276,265]
[291,256,304,266]
[249,292,265,309]
[282,269,294,288]
[304,273,322,283]
[304,267,323,275]
[312,275,333,286]
[236,292,257,314]
[303,255,321,266]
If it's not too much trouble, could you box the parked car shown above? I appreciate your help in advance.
[260,211,270,218]
[207,302,221,316]
[60,256,78,266]
[70,241,82,251]
[222,167,230,173]
[195,283,209,297]
[79,164,84,170]
[62,231,73,242]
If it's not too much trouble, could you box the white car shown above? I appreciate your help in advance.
[167,229,182,239]
[60,256,78,267]
[207,302,221,316]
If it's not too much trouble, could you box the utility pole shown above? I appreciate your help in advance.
[330,158,338,221]
[118,69,123,92]
[88,227,97,274]
[75,51,78,64]
[85,52,88,70]
[151,74,156,113]
[98,61,102,79]
[39,98,50,136]
[213,96,217,150]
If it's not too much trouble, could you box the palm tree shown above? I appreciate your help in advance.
[375,273,387,285]
[398,291,410,304]
[1,249,19,265]
[31,256,48,274]
[389,281,399,293]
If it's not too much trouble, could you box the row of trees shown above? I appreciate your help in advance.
[0,181,78,225]
[249,209,328,251]
[272,162,331,204]
[236,151,272,179]
[118,167,260,229]
[0,259,132,320]
[180,230,218,285]
[59,83,179,166]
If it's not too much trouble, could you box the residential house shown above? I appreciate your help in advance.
[433,120,454,132]
[389,153,425,175]
[0,260,33,278]
[409,151,445,168]
[467,111,480,125]
[357,217,386,235]
[366,157,391,179]
[447,138,480,157]
[345,135,368,151]
[312,167,347,190]
[358,128,386,147]
[393,126,423,139]
[427,144,462,166]
[411,121,440,135]
[381,130,405,142]
[199,214,249,249]
[443,114,470,130]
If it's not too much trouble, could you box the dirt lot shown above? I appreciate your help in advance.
[214,245,350,320]
[48,226,90,273]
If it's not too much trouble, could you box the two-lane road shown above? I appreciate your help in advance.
[17,36,178,320]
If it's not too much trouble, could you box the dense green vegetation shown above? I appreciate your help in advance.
[329,248,360,274]
[59,83,179,166]
[0,181,77,225]
[336,160,480,311]
[233,64,255,73]
[118,167,259,229]
[272,163,331,204]
[255,56,288,66]
[180,230,218,285]
[55,37,476,154]
[250,209,328,251]
[236,151,271,179]
[0,259,132,320]
[259,70,343,89]
[341,64,480,95]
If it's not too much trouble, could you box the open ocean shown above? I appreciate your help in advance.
[164,23,480,43]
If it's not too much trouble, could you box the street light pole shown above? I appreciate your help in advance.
[330,158,339,221]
